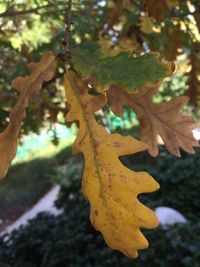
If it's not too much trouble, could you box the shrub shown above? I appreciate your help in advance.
[0,204,200,267]
[149,148,200,221]
[0,157,55,230]
[122,147,200,221]
[0,153,200,267]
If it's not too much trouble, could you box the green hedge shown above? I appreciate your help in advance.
[1,211,200,267]
[0,150,200,267]
[0,147,200,267]
[122,147,200,221]
[0,199,199,267]
[148,148,200,221]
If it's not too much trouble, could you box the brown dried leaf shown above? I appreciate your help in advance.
[107,0,122,29]
[187,51,200,105]
[144,0,178,21]
[144,0,170,21]
[108,85,199,157]
[167,28,182,60]
[0,51,57,179]
[194,10,200,33]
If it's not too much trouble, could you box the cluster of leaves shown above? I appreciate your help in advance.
[0,0,200,135]
[0,51,57,178]
[0,0,200,259]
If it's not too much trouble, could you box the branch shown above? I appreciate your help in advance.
[0,3,65,18]
[63,0,73,59]
[129,0,142,9]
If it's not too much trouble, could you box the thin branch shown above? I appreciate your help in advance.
[0,93,17,101]
[0,3,65,18]
[63,0,73,59]
[129,0,142,9]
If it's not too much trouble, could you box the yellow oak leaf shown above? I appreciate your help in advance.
[108,85,199,157]
[64,73,159,258]
[167,0,179,9]
[139,16,154,34]
[118,36,142,54]
[0,51,57,179]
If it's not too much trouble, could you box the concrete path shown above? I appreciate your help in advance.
[2,186,62,235]
[193,128,200,140]
[155,207,187,226]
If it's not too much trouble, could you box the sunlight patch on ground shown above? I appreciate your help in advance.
[13,124,77,164]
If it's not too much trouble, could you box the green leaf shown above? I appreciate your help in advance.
[71,42,173,92]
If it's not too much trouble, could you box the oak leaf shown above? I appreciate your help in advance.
[194,11,200,33]
[108,85,199,157]
[71,42,173,92]
[139,16,154,34]
[64,73,159,258]
[166,28,182,60]
[0,51,57,179]
[187,51,200,106]
[144,0,178,21]
[107,0,122,29]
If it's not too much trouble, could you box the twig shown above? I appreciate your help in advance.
[0,93,17,101]
[0,3,65,18]
[129,0,142,9]
[62,0,73,62]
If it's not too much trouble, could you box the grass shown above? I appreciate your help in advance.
[0,144,73,231]
[13,137,76,164]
